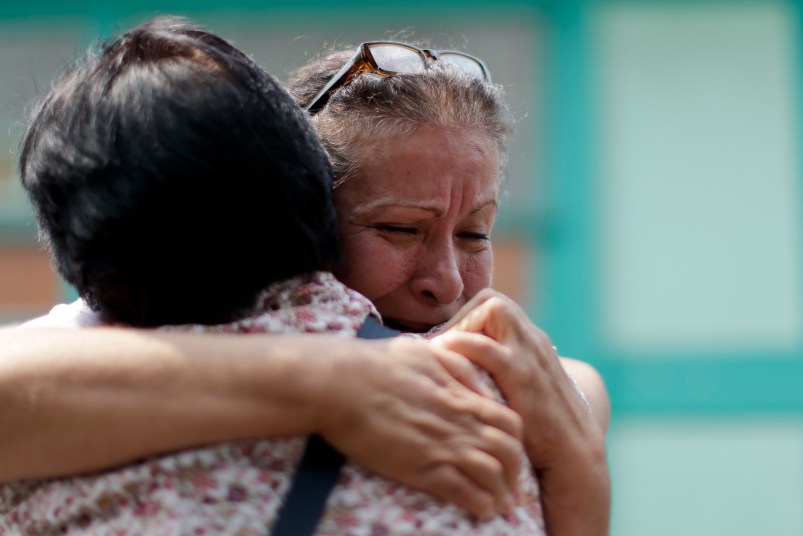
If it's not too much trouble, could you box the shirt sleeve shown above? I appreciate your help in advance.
[18,300,104,329]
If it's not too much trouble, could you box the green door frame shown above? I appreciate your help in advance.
[541,0,803,417]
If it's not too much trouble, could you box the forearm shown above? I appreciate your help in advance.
[0,327,335,482]
[526,364,611,536]
[0,327,528,518]
[537,444,611,536]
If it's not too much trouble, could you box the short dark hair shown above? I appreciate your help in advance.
[20,17,339,327]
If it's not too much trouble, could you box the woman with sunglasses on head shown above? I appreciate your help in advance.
[289,42,610,535]
[0,39,610,535]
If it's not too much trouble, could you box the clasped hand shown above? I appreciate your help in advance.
[316,290,609,528]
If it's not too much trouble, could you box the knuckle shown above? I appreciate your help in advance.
[487,424,523,461]
[534,328,552,347]
[451,353,477,374]
[467,338,496,363]
[485,296,509,314]
[428,470,469,502]
[504,409,525,439]
[503,432,525,463]
[482,453,506,480]
[456,446,500,478]
[431,457,502,518]
[476,287,500,301]
[439,475,487,512]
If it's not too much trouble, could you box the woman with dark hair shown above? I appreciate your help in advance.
[1,26,610,535]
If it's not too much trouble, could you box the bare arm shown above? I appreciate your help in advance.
[434,289,611,536]
[0,327,325,479]
[0,326,523,519]
[559,357,611,433]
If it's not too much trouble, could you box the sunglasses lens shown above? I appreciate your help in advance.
[438,53,486,79]
[369,44,425,74]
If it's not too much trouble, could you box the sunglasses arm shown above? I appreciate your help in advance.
[304,50,365,115]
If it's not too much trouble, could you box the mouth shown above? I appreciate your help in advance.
[382,317,438,334]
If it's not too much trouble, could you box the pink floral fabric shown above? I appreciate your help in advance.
[1,271,545,535]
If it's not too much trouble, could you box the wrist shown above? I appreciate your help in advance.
[539,457,611,536]
[523,391,606,466]
[525,409,610,535]
[303,336,366,438]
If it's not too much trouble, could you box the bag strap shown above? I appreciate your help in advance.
[269,435,345,536]
[270,315,400,536]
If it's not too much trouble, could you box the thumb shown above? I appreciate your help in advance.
[437,289,499,334]
[452,299,510,343]
[429,340,495,399]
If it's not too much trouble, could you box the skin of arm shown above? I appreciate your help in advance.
[0,326,523,519]
[559,357,611,434]
[433,289,612,536]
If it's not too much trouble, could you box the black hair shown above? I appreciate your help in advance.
[20,16,339,327]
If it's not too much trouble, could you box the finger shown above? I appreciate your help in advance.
[453,294,535,343]
[446,316,562,374]
[437,288,501,333]
[436,330,512,380]
[452,300,499,337]
[420,460,503,520]
[419,386,523,513]
[453,447,519,517]
[474,420,524,496]
[429,343,495,398]
[454,390,524,496]
[468,391,524,442]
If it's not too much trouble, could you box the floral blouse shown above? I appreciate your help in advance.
[2,271,545,535]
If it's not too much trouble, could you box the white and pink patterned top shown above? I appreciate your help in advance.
[2,271,545,535]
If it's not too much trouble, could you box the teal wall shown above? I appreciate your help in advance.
[0,0,801,533]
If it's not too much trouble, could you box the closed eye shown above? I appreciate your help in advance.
[459,232,489,241]
[377,225,418,234]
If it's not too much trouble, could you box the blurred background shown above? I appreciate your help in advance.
[1,0,802,533]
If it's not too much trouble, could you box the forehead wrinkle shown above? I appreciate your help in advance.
[470,198,498,215]
[350,182,498,219]
[352,197,445,217]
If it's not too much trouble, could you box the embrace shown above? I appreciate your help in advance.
[0,16,610,535]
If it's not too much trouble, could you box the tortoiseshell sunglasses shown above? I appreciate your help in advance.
[304,41,491,115]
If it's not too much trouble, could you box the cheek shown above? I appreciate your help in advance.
[334,234,413,300]
[460,249,494,299]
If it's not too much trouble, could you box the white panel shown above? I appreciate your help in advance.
[609,418,803,536]
[595,3,803,353]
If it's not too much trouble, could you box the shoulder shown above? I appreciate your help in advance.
[163,272,378,336]
[560,357,611,433]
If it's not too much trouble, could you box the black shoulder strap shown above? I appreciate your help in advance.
[269,435,345,536]
[270,316,399,536]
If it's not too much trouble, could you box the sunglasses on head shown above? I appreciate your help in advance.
[304,41,491,115]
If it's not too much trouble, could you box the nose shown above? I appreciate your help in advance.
[411,236,464,305]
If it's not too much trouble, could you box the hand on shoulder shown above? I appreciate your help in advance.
[311,335,525,519]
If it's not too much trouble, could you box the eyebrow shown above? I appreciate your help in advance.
[469,199,498,215]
